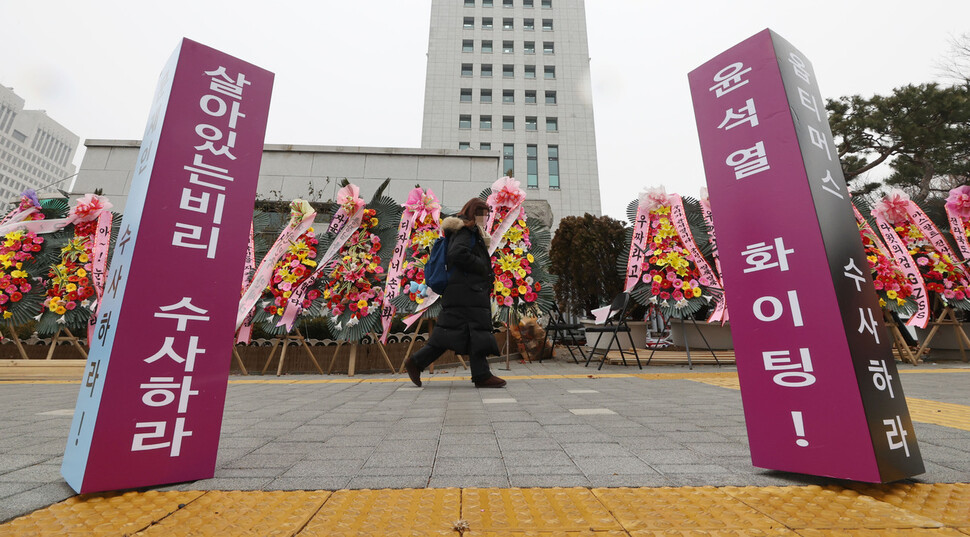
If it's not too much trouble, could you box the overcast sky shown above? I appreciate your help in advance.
[3,1,967,221]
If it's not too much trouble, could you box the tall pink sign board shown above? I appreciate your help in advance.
[62,39,274,493]
[689,29,923,481]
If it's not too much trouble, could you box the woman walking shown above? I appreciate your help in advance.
[403,198,506,388]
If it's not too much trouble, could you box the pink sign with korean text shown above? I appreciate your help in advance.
[689,29,922,482]
[62,38,273,493]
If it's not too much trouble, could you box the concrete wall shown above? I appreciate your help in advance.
[74,140,502,214]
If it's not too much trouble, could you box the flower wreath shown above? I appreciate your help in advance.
[36,194,114,335]
[851,203,916,315]
[482,177,556,319]
[319,179,402,342]
[0,192,70,326]
[625,187,719,319]
[874,190,970,311]
[945,185,970,261]
[390,188,445,319]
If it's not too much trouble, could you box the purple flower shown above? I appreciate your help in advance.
[21,189,40,209]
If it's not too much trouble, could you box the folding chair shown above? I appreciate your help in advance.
[537,303,587,363]
[584,292,642,370]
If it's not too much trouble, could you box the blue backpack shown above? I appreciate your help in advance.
[424,235,453,295]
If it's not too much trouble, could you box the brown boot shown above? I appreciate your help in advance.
[474,375,507,388]
[403,358,422,387]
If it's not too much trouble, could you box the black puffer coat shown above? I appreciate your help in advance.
[426,216,500,356]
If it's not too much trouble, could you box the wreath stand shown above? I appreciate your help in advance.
[6,323,28,360]
[915,301,970,363]
[498,307,517,371]
[230,345,249,376]
[326,333,397,377]
[645,314,720,370]
[882,309,919,365]
[261,327,324,376]
[46,327,88,360]
[395,317,468,375]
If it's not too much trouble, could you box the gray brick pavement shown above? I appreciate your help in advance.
[1,359,969,523]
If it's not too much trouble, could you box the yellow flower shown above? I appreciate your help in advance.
[897,298,906,306]
[526,253,534,263]
[66,283,77,292]
[517,269,526,278]
[886,290,898,299]
[55,307,67,315]
[494,281,505,291]
[518,285,528,294]
[692,287,702,298]
[653,275,662,283]
[502,289,511,297]
[283,291,292,298]
[77,269,87,278]
[357,299,368,309]
[879,298,887,307]
[79,254,89,263]
[2,312,10,319]
[513,247,523,255]
[324,290,331,299]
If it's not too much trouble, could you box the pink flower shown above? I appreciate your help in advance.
[70,194,113,222]
[639,186,673,211]
[946,185,970,220]
[872,189,911,224]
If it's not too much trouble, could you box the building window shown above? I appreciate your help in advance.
[503,64,514,78]
[503,0,513,6]
[525,116,538,131]
[503,40,514,53]
[544,65,556,79]
[525,90,537,103]
[462,39,474,52]
[524,18,535,30]
[503,18,514,30]
[482,17,493,29]
[524,41,535,54]
[527,145,538,188]
[482,40,493,53]
[503,116,515,130]
[524,0,534,7]
[524,65,536,79]
[542,18,553,31]
[463,17,475,29]
[503,90,514,103]
[11,130,26,143]
[459,115,472,129]
[543,41,554,54]
[548,145,559,188]
[545,90,556,104]
[460,88,472,102]
[503,144,514,175]
[542,0,552,7]
[483,0,493,5]
[480,115,492,130]
[464,0,475,6]
[459,142,470,150]
[481,63,493,77]
[546,117,558,131]
[461,63,473,77]
[481,142,491,150]
[480,89,492,103]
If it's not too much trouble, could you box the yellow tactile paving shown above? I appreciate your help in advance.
[905,398,970,432]
[688,377,741,390]
[846,483,970,528]
[466,530,632,537]
[133,490,330,536]
[0,490,204,537]
[722,485,944,530]
[298,488,460,536]
[592,486,782,531]
[793,529,968,536]
[461,487,622,532]
[628,530,798,537]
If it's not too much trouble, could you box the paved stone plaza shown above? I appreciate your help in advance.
[1,357,969,532]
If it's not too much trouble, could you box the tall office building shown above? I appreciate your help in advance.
[0,85,79,201]
[421,0,601,223]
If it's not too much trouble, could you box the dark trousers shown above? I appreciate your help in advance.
[411,344,492,382]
